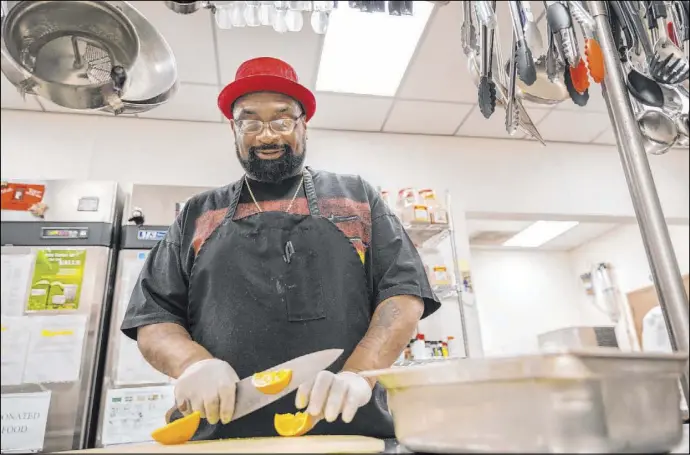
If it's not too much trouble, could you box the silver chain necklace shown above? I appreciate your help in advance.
[244,174,305,213]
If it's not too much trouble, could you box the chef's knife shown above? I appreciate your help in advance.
[165,348,344,424]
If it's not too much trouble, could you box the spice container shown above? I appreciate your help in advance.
[425,250,451,287]
[419,189,448,224]
[412,204,430,223]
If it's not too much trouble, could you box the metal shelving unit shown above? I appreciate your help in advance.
[402,190,470,360]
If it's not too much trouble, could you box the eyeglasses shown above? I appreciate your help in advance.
[235,116,303,135]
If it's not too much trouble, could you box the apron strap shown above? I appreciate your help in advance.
[226,178,244,221]
[303,168,321,217]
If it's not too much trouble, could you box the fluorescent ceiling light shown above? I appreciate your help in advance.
[315,3,434,96]
[502,221,580,248]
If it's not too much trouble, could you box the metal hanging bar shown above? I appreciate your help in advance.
[585,0,690,410]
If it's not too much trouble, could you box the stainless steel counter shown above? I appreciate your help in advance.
[382,424,690,454]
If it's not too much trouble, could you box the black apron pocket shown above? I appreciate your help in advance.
[282,228,326,322]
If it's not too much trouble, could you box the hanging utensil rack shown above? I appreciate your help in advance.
[583,0,689,413]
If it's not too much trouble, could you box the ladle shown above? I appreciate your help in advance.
[630,98,679,155]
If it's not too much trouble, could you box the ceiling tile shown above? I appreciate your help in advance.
[398,3,477,103]
[520,106,553,127]
[455,105,552,140]
[130,2,218,85]
[544,222,619,250]
[138,84,221,122]
[309,93,393,131]
[537,110,611,143]
[553,82,609,114]
[591,127,617,145]
[1,75,43,111]
[383,100,473,135]
[466,219,533,238]
[593,128,690,150]
[456,105,519,139]
[216,24,323,89]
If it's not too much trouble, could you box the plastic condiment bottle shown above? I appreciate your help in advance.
[447,336,458,357]
[411,333,428,360]
[433,342,442,358]
[441,341,449,358]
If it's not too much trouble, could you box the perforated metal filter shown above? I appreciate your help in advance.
[28,34,114,86]
[81,41,113,84]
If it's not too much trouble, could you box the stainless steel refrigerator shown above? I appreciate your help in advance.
[1,179,124,453]
[95,183,214,448]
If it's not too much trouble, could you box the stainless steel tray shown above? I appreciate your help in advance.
[363,349,688,453]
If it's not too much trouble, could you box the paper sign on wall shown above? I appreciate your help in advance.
[23,314,88,384]
[114,253,169,385]
[0,391,52,453]
[1,316,31,386]
[26,249,86,312]
[101,386,174,447]
[0,183,45,212]
[1,254,34,317]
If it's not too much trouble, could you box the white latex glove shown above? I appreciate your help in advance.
[175,358,239,425]
[295,371,373,424]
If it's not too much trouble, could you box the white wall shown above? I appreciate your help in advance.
[2,110,689,223]
[469,249,591,356]
[569,224,690,293]
[2,110,689,357]
[568,224,690,351]
[469,225,689,357]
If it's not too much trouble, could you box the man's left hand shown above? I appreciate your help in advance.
[295,371,373,423]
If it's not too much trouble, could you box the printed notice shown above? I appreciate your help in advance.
[0,182,45,212]
[26,249,86,312]
[23,314,88,384]
[1,253,34,317]
[0,391,52,453]
[1,316,31,386]
[114,253,169,385]
[101,386,175,446]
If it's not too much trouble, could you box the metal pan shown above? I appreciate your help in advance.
[363,349,687,453]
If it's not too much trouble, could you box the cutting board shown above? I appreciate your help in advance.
[63,436,385,453]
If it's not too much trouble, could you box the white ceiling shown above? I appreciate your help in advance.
[466,219,620,251]
[0,1,674,147]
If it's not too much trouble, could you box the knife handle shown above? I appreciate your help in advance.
[165,404,185,424]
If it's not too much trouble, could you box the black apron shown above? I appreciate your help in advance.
[186,169,395,440]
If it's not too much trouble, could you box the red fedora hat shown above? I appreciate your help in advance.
[217,57,316,122]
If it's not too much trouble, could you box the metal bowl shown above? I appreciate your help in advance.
[1,0,140,110]
[363,350,687,453]
[164,1,203,15]
[99,1,179,114]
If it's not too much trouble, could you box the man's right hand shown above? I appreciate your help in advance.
[174,358,240,425]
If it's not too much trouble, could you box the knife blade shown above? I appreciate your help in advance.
[166,348,344,424]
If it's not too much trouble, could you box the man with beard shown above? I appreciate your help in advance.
[121,57,440,440]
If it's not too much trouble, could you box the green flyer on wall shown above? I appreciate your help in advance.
[26,249,87,311]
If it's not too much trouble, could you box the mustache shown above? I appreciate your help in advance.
[249,144,290,154]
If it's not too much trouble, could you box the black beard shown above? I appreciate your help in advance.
[236,142,306,183]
